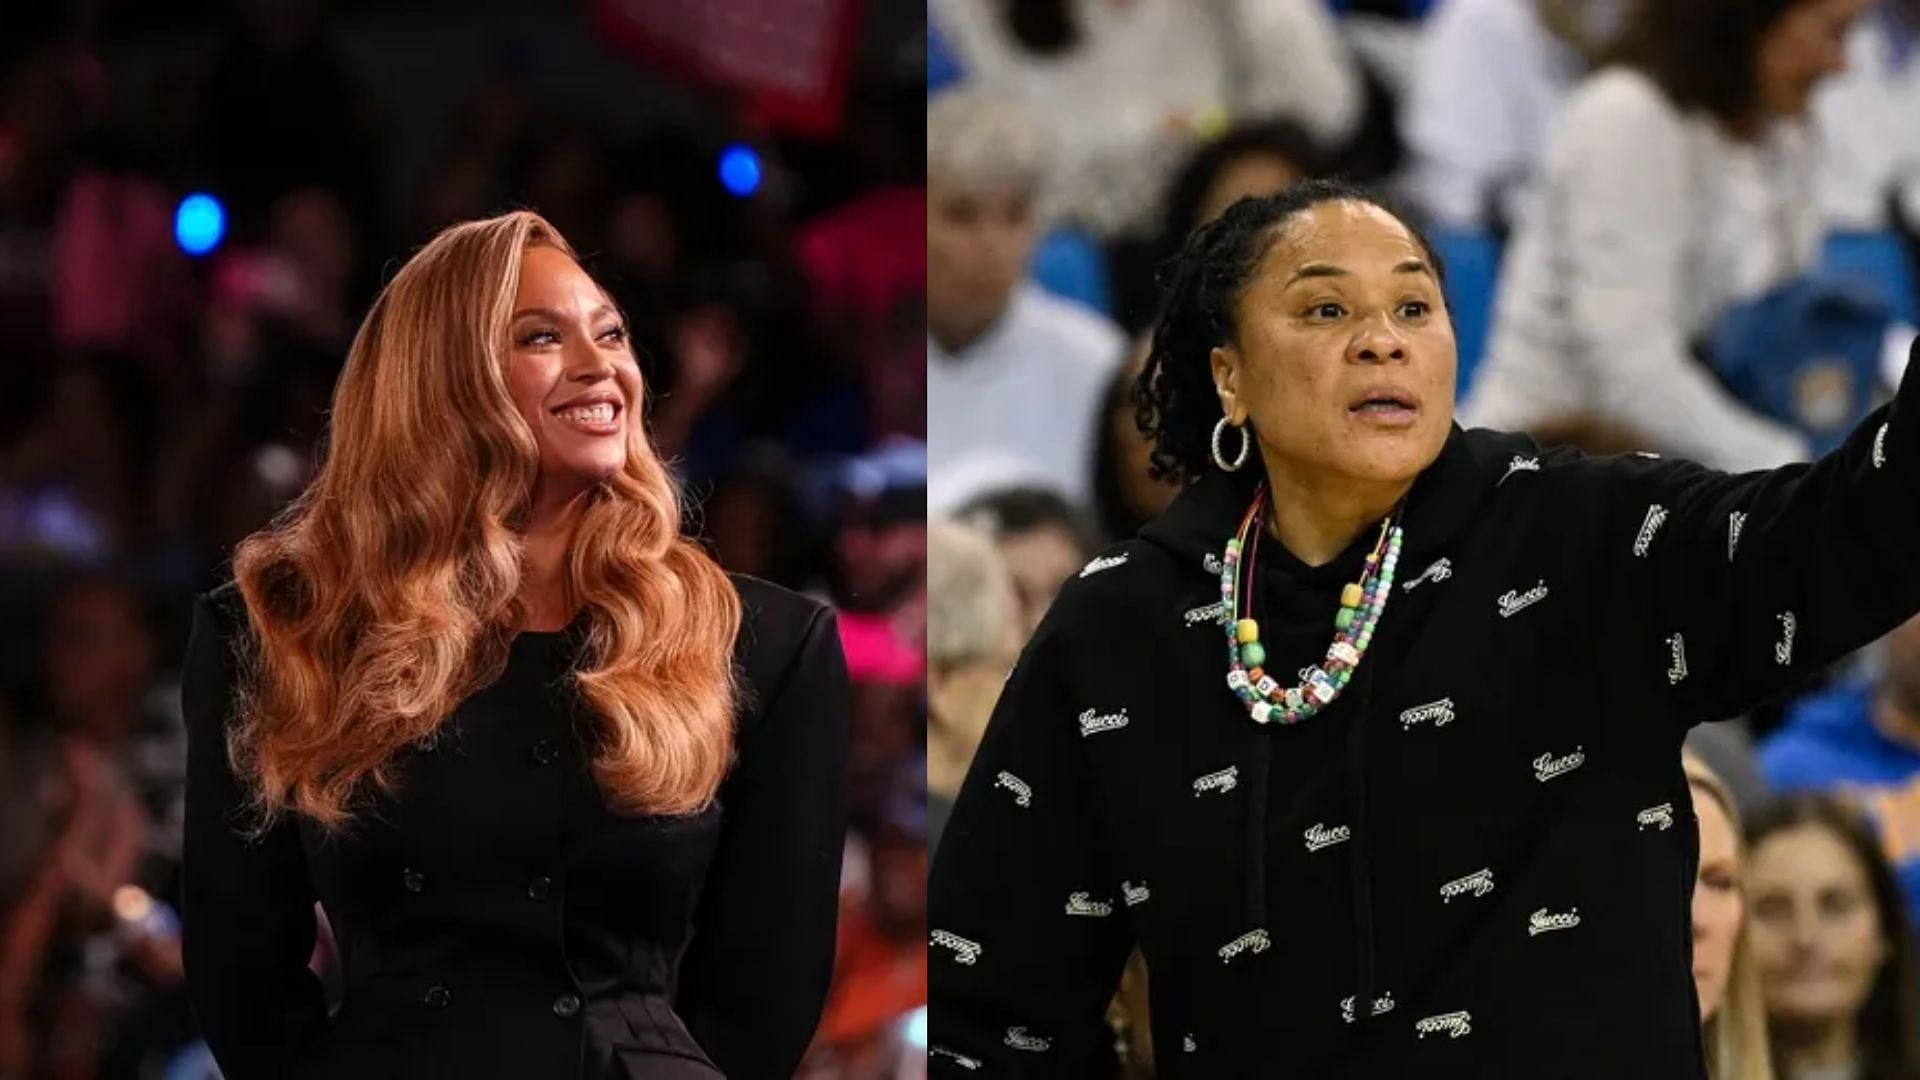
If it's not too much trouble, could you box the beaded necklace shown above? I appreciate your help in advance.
[1220,484,1404,724]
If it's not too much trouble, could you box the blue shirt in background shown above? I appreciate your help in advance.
[1760,678,1920,940]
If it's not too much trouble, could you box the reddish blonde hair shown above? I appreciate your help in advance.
[229,210,741,832]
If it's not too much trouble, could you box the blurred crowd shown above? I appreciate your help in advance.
[927,0,1920,1076]
[0,1,926,1077]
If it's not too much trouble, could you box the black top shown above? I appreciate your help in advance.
[181,574,851,1079]
[930,343,1920,1078]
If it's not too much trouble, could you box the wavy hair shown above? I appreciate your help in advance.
[228,210,741,833]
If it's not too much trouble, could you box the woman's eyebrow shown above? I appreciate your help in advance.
[511,304,619,322]
[1283,259,1430,287]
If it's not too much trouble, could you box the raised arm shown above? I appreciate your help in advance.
[677,605,851,1079]
[1598,337,1920,722]
[927,614,1133,1076]
[180,591,329,1079]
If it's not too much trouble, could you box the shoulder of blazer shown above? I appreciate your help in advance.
[728,572,834,714]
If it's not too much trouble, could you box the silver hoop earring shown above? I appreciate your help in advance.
[1211,416,1250,472]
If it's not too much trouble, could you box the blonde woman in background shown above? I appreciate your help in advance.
[1686,751,1778,1080]
[926,520,1023,854]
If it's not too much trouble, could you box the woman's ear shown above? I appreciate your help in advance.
[1210,344,1243,424]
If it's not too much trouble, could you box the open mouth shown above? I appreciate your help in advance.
[551,399,622,433]
[1348,389,1419,423]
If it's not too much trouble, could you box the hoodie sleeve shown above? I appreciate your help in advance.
[1595,336,1920,723]
[928,612,1132,1075]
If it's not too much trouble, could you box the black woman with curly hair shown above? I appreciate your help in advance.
[928,178,1920,1077]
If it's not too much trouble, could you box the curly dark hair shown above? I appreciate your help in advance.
[1135,179,1446,486]
[1746,793,1920,1080]
[1610,0,1810,127]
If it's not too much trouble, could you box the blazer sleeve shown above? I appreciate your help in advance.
[927,614,1133,1076]
[1597,336,1920,723]
[180,591,329,1078]
[677,605,851,1079]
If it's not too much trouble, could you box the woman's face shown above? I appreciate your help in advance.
[1756,0,1869,119]
[1690,785,1743,1022]
[504,245,644,506]
[1748,823,1887,1025]
[998,525,1085,637]
[1211,200,1456,491]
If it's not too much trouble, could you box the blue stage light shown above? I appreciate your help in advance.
[718,145,761,198]
[175,194,226,256]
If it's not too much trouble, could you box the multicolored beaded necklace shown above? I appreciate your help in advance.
[1219,484,1405,724]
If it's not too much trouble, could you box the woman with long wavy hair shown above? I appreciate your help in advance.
[178,210,851,1079]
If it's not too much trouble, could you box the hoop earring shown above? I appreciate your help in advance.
[1211,416,1250,472]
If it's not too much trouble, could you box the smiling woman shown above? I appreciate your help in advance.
[928,179,1920,1077]
[178,210,852,1080]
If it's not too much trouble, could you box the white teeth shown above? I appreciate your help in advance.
[556,403,615,424]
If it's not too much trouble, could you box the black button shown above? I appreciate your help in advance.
[552,993,582,1018]
[424,985,450,1008]
[530,738,560,766]
[418,731,439,754]
[402,868,425,893]
[527,876,552,900]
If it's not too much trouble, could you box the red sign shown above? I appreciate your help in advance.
[592,0,863,138]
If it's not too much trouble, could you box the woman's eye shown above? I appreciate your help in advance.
[1400,300,1431,319]
[1309,302,1345,320]
[520,329,559,346]
[599,324,629,343]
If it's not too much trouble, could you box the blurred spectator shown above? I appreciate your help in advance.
[1814,0,1920,230]
[1465,0,1867,469]
[1761,613,1920,938]
[1089,357,1177,544]
[927,93,1124,510]
[0,573,190,1079]
[1685,751,1778,1080]
[1399,0,1621,231]
[954,487,1097,639]
[925,520,1020,852]
[929,0,1362,240]
[1110,120,1325,335]
[808,777,929,1076]
[1747,794,1920,1079]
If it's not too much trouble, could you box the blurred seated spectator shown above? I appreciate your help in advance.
[1465,0,1866,470]
[955,487,1097,639]
[1684,750,1776,1080]
[808,772,928,1075]
[0,361,143,568]
[927,92,1125,509]
[929,0,1362,242]
[0,573,192,1079]
[1399,0,1621,232]
[1746,793,1920,1079]
[1762,612,1920,940]
[1090,356,1177,544]
[926,520,1020,852]
[1814,0,1920,231]
[1110,120,1325,335]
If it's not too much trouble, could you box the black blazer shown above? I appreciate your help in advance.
[181,574,851,1079]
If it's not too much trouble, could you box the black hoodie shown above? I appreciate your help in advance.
[929,350,1920,1078]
